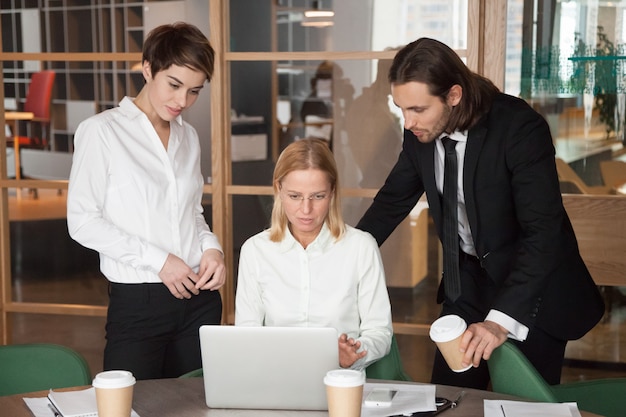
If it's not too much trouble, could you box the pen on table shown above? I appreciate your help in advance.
[48,402,61,417]
[430,390,465,415]
[500,404,507,417]
[450,390,465,408]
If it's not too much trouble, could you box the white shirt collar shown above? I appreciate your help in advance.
[438,130,468,143]
[119,96,183,126]
[279,222,333,253]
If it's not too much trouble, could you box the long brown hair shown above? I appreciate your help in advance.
[269,139,345,242]
[389,38,500,132]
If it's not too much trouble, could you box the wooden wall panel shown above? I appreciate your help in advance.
[563,194,626,287]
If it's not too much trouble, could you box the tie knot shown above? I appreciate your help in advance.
[442,137,457,152]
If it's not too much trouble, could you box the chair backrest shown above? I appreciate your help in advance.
[365,334,412,381]
[23,70,56,121]
[0,343,92,396]
[487,341,558,402]
[600,160,626,188]
[179,367,203,378]
[555,158,592,193]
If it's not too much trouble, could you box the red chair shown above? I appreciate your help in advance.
[7,70,56,150]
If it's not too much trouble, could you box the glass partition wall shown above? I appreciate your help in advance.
[505,0,626,183]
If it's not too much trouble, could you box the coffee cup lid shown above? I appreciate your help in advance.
[92,370,136,389]
[323,369,365,387]
[429,315,467,342]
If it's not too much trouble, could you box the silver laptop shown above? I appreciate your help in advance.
[199,325,339,410]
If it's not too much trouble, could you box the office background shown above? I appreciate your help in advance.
[1,0,624,383]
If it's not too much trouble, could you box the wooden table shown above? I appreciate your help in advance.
[4,111,35,180]
[0,377,604,416]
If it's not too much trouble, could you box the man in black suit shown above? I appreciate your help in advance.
[356,38,604,389]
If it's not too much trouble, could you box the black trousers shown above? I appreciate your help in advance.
[104,282,222,380]
[430,253,566,389]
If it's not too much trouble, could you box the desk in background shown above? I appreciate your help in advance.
[4,111,34,180]
[0,377,604,417]
[554,138,620,186]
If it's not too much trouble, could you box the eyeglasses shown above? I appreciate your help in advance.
[281,190,330,203]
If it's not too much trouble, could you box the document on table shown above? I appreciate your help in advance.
[484,399,582,417]
[361,382,437,417]
[23,387,140,417]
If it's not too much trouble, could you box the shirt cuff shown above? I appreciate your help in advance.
[486,310,529,341]
[201,236,223,254]
[144,245,170,274]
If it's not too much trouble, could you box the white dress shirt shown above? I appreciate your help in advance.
[67,97,222,284]
[235,224,393,370]
[435,132,528,341]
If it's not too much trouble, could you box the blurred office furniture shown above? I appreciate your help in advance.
[20,149,73,181]
[599,160,626,189]
[0,343,91,396]
[555,158,612,194]
[4,111,34,180]
[5,70,56,184]
[488,341,626,417]
[178,368,204,378]
[6,70,55,151]
[562,194,626,288]
[563,194,626,318]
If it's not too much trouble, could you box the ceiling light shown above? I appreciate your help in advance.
[302,1,334,27]
[304,10,334,18]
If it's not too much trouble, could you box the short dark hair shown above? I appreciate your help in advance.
[142,22,215,82]
[389,38,500,131]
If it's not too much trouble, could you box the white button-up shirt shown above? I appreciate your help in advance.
[67,97,222,284]
[235,224,393,370]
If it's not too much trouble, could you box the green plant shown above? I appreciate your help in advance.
[571,26,619,138]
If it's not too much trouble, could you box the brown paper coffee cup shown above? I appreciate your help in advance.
[429,315,472,372]
[92,370,136,417]
[323,369,365,417]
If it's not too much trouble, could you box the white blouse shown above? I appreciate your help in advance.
[235,223,393,370]
[67,97,222,284]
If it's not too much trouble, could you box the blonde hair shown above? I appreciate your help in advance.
[269,139,345,242]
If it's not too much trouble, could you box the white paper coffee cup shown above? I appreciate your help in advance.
[429,315,472,372]
[323,369,365,417]
[92,370,136,417]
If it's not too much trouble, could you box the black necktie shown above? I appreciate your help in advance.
[442,137,461,302]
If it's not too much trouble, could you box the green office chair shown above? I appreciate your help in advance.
[180,335,411,381]
[179,367,203,378]
[0,343,92,396]
[365,335,412,381]
[488,341,626,417]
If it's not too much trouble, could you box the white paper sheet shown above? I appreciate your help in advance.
[484,400,582,417]
[22,396,141,417]
[361,382,437,417]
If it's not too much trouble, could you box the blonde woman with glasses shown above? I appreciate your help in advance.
[235,138,392,370]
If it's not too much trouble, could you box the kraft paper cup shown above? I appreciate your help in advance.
[92,370,136,417]
[429,315,472,372]
[323,369,365,417]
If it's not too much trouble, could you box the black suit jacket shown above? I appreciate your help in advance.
[357,93,604,341]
